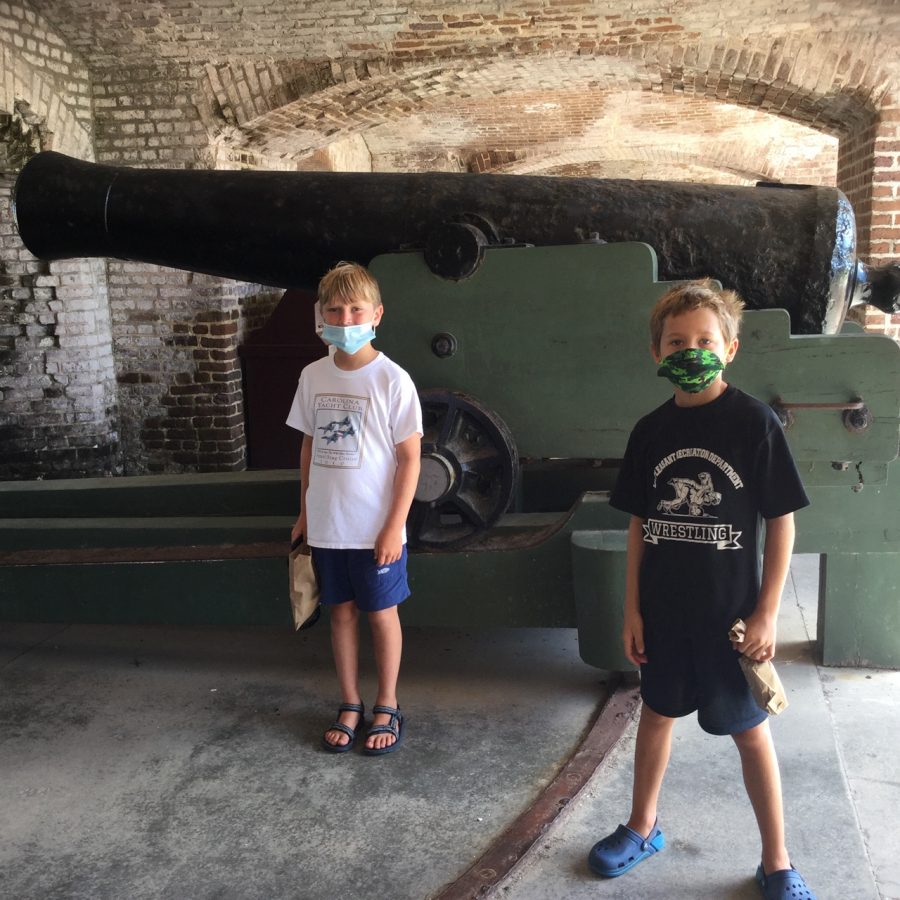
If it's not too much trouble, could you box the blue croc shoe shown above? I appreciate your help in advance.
[588,822,665,878]
[755,864,816,900]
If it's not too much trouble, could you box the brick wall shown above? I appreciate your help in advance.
[869,93,900,266]
[93,62,210,167]
[108,262,280,474]
[0,179,120,478]
[0,1,93,157]
[848,92,900,341]
[82,27,342,474]
[89,57,288,474]
[0,8,118,479]
[837,123,877,260]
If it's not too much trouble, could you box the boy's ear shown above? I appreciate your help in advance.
[314,302,325,336]
[373,304,384,327]
[650,342,662,364]
[725,337,739,363]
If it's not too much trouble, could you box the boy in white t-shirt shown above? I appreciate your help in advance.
[286,262,422,756]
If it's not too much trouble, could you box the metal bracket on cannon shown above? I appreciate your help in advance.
[771,398,872,433]
[771,398,874,493]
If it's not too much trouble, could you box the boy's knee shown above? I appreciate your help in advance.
[731,719,770,748]
[330,600,359,623]
[640,703,676,731]
[367,605,400,628]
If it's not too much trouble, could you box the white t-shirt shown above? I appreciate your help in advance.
[286,352,423,549]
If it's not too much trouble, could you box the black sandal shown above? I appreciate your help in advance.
[322,702,364,753]
[363,704,404,756]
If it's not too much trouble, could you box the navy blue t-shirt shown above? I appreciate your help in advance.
[611,385,810,637]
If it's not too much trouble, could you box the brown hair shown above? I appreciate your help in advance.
[317,261,382,309]
[650,278,744,353]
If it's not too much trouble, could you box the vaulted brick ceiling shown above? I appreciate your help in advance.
[22,1,900,179]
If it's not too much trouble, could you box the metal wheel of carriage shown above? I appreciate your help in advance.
[407,390,518,550]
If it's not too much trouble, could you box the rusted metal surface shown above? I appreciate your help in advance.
[430,673,641,900]
[14,151,898,334]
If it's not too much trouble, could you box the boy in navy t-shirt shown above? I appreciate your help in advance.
[588,279,815,900]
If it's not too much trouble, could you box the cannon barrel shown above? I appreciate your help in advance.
[12,151,900,333]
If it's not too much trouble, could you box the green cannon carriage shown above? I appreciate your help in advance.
[5,153,900,668]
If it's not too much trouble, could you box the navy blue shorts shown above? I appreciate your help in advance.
[310,545,410,612]
[639,626,767,736]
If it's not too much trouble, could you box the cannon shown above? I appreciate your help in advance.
[12,152,900,334]
[5,153,900,669]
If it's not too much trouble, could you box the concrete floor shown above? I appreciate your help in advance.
[503,555,900,900]
[1,554,898,900]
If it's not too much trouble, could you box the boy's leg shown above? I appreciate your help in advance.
[732,720,791,874]
[366,604,402,751]
[627,703,676,836]
[588,702,672,878]
[324,600,362,748]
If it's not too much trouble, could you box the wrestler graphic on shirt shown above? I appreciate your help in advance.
[657,471,722,517]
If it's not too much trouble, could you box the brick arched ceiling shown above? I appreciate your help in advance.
[28,2,900,81]
[199,55,840,182]
[325,87,837,182]
[20,0,900,182]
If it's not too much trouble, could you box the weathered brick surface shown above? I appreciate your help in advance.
[0,2,93,157]
[0,179,120,478]
[93,62,212,167]
[372,89,838,184]
[868,92,900,264]
[107,262,280,473]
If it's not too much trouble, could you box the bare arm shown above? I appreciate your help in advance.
[290,434,313,544]
[623,515,648,666]
[374,432,422,565]
[734,512,795,661]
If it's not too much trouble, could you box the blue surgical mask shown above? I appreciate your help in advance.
[321,322,376,355]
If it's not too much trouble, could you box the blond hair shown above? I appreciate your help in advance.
[317,261,382,309]
[650,278,744,353]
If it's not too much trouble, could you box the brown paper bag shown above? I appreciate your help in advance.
[289,540,321,631]
[729,618,789,715]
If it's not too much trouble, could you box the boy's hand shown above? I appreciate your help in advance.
[374,525,403,566]
[623,609,648,666]
[733,609,777,662]
[290,513,306,546]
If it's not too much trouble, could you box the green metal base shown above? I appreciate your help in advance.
[4,476,900,670]
[403,494,627,630]
[570,530,637,671]
[818,553,900,668]
[0,557,293,627]
[0,488,630,639]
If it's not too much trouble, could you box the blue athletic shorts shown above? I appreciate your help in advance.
[310,545,410,612]
[639,626,767,736]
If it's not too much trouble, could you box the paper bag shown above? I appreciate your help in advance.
[289,539,321,631]
[729,618,789,715]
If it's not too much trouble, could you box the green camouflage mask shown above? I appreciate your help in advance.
[657,348,724,393]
